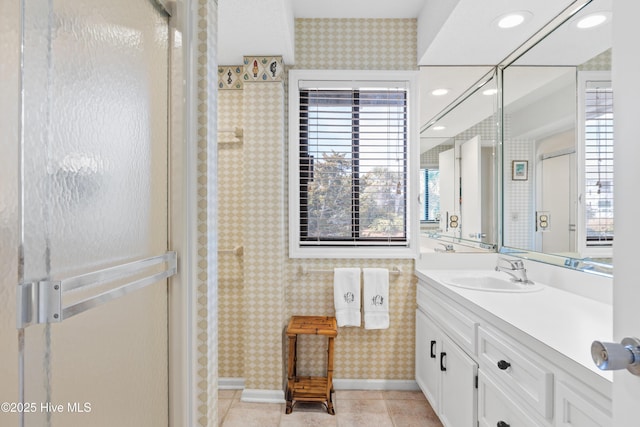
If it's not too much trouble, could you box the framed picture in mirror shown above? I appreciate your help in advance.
[512,160,528,181]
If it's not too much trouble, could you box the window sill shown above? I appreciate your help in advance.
[289,245,418,260]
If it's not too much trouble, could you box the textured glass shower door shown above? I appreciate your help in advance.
[18,0,171,425]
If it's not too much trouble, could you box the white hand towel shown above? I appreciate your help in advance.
[363,268,389,330]
[334,268,361,327]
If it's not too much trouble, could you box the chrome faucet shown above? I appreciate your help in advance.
[435,243,455,253]
[495,257,533,284]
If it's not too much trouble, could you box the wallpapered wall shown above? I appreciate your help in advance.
[217,18,418,391]
[502,49,612,250]
[196,0,218,424]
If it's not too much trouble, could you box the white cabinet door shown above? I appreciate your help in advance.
[439,333,478,427]
[478,371,544,427]
[416,309,441,409]
[460,135,482,239]
[556,381,611,427]
[439,148,456,236]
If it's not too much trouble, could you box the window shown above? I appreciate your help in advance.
[420,168,440,222]
[289,70,419,258]
[578,72,613,256]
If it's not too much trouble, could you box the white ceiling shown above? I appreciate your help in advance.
[218,0,580,66]
[291,0,427,19]
[218,0,612,153]
[417,0,577,66]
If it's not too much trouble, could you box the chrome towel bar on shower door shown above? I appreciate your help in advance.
[17,251,177,328]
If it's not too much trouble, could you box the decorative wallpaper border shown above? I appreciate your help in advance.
[243,56,283,82]
[218,66,243,90]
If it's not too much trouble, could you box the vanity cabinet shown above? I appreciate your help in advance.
[415,308,440,406]
[555,378,612,427]
[415,275,612,427]
[477,326,553,419]
[416,308,477,427]
[478,370,542,427]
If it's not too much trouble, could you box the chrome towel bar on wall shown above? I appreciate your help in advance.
[217,246,243,256]
[299,266,402,276]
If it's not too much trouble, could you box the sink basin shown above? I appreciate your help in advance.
[438,272,544,293]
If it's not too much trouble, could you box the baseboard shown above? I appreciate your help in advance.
[218,377,245,390]
[222,378,419,401]
[333,379,420,391]
[241,388,286,404]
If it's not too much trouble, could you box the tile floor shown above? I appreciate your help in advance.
[218,389,444,427]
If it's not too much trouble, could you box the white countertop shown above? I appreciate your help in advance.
[415,268,614,383]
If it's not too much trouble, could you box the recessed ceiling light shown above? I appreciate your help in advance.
[432,126,445,131]
[576,13,609,29]
[431,88,449,96]
[483,88,498,96]
[496,11,532,29]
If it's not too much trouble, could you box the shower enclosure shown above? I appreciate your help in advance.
[1,0,178,425]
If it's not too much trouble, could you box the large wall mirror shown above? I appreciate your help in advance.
[500,0,613,274]
[419,67,498,251]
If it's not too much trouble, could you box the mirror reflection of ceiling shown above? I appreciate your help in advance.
[419,67,495,153]
[420,0,612,152]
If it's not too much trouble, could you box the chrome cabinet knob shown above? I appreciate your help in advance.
[591,337,640,376]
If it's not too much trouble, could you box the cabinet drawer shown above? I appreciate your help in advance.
[417,284,478,355]
[478,371,546,427]
[478,326,553,419]
[555,380,611,427]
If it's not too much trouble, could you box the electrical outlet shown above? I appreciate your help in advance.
[537,211,550,231]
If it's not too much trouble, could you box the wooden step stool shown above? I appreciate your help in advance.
[285,315,337,415]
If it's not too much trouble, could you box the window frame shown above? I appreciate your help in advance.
[420,168,441,223]
[577,70,613,259]
[288,69,420,259]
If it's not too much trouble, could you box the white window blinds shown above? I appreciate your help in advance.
[584,80,613,246]
[298,84,408,246]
